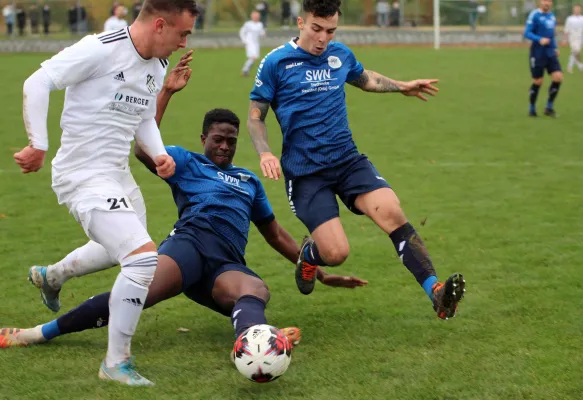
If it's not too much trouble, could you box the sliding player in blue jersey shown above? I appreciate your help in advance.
[247,0,465,320]
[524,0,563,117]
[0,107,366,360]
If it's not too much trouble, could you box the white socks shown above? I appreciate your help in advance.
[242,58,255,74]
[105,252,157,368]
[46,241,117,289]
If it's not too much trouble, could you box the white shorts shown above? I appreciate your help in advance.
[53,170,150,261]
[246,44,260,59]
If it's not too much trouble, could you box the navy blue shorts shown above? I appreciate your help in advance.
[158,222,261,317]
[285,154,391,233]
[530,55,562,78]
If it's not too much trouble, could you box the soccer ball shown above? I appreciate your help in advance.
[233,324,292,383]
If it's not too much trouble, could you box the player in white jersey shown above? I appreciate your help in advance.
[13,0,199,387]
[104,4,128,32]
[239,11,266,77]
[564,5,583,72]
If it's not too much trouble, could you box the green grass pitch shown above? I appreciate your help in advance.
[0,46,582,399]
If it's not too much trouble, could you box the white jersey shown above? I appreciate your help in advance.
[41,27,168,194]
[239,21,265,47]
[104,16,128,32]
[565,15,583,43]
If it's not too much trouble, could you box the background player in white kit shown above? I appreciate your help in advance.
[104,4,128,32]
[13,0,199,387]
[563,5,583,73]
[239,11,265,77]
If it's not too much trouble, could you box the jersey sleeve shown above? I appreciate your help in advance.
[251,179,275,226]
[524,11,542,42]
[250,54,278,103]
[164,145,190,184]
[40,35,108,90]
[345,46,365,82]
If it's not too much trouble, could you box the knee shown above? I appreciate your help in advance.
[213,278,270,310]
[553,73,563,83]
[533,78,543,86]
[120,248,158,287]
[320,243,350,266]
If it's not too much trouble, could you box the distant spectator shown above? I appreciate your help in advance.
[104,4,128,31]
[42,2,50,35]
[290,0,301,21]
[376,0,390,27]
[469,0,478,31]
[389,1,400,27]
[194,2,205,31]
[29,4,40,34]
[256,1,269,27]
[15,4,25,36]
[281,0,291,28]
[110,1,120,16]
[68,3,87,34]
[2,4,14,36]
[132,0,142,21]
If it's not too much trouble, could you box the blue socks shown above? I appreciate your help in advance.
[41,320,61,340]
[231,295,267,338]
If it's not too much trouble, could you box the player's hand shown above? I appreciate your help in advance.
[400,79,439,101]
[163,50,193,94]
[540,38,551,46]
[154,154,176,178]
[13,145,46,173]
[317,267,368,289]
[259,152,281,180]
[555,49,560,56]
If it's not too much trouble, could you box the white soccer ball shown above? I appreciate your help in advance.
[233,324,292,383]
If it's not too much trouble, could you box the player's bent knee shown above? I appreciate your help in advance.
[127,241,157,257]
[320,245,350,266]
[120,251,158,287]
[533,78,544,85]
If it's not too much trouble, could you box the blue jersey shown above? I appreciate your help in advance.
[250,39,364,179]
[524,9,558,58]
[163,146,274,258]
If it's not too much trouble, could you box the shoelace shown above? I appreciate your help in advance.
[301,262,317,280]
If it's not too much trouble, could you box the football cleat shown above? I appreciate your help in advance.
[432,273,465,320]
[28,266,61,313]
[0,328,29,348]
[544,108,557,118]
[231,326,302,364]
[98,357,154,387]
[528,110,538,117]
[295,236,318,295]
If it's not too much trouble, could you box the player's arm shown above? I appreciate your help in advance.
[247,100,281,179]
[239,23,247,43]
[155,50,193,128]
[348,70,439,101]
[524,13,548,44]
[134,118,175,179]
[256,219,368,288]
[15,36,107,173]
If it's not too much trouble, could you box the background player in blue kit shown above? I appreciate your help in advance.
[0,108,367,358]
[524,0,563,117]
[247,0,465,320]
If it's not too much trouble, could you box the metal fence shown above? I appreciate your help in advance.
[0,0,578,37]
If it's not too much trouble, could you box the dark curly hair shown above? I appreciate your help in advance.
[202,109,240,136]
[303,0,342,17]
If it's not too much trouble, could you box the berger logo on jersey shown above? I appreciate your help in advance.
[115,93,123,101]
[146,74,157,94]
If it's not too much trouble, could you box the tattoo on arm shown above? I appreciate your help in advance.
[247,100,272,154]
[348,70,402,93]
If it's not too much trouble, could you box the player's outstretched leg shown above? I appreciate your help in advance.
[211,271,302,362]
[242,57,256,77]
[354,188,465,319]
[28,240,117,312]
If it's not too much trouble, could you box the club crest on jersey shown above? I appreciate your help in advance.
[146,74,157,93]
[238,173,251,182]
[328,56,342,69]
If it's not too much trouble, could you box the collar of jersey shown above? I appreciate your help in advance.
[126,26,150,63]
[198,152,234,170]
